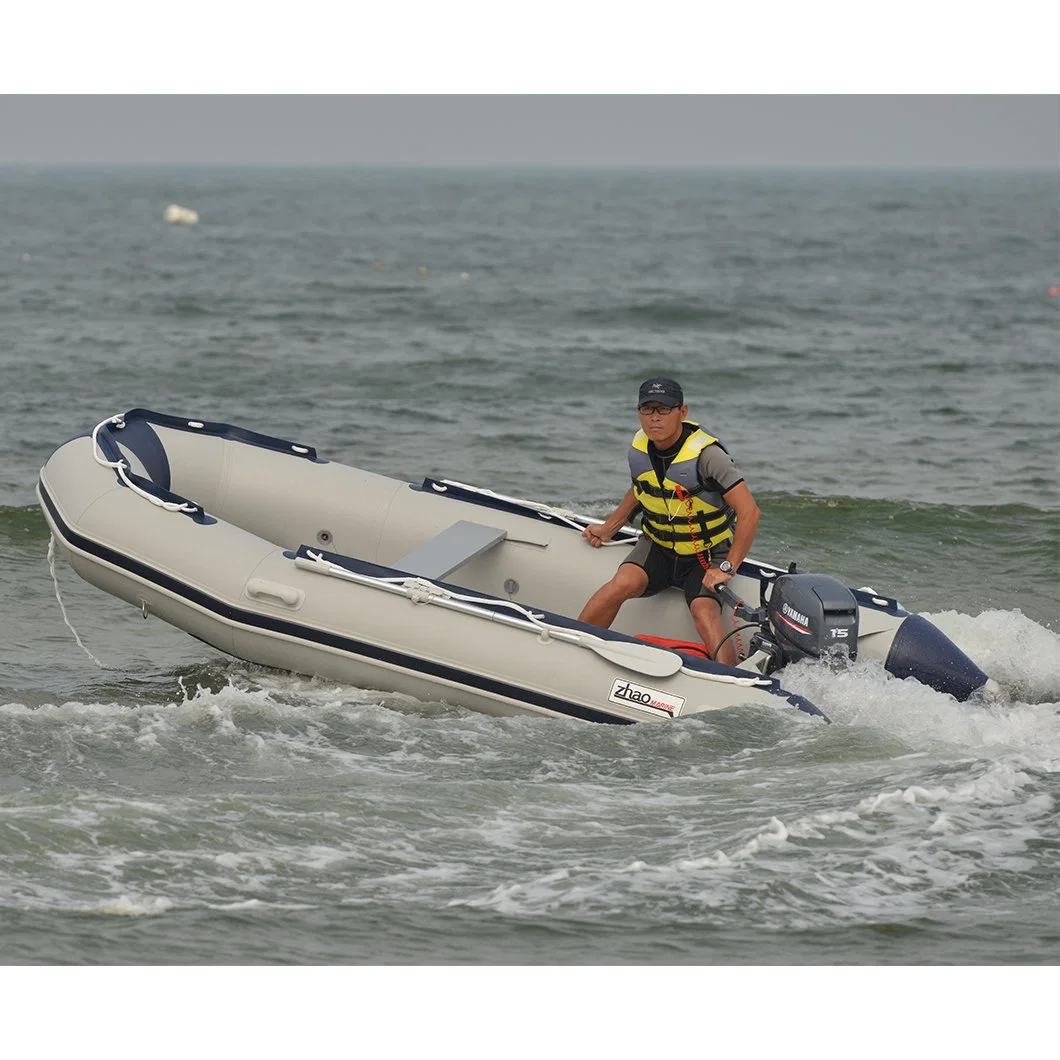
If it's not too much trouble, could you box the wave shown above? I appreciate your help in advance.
[4,645,1056,759]
[572,300,803,330]
[0,504,48,543]
[758,493,1060,551]
[760,492,1059,515]
[3,656,1055,956]
[748,494,1059,630]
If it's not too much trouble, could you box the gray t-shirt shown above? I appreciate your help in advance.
[649,423,745,496]
[696,442,744,495]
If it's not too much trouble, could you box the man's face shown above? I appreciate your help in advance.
[637,402,687,447]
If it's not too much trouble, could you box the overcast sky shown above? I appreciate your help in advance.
[1,95,1056,168]
[3,4,1057,168]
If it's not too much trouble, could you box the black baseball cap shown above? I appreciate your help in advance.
[637,377,684,408]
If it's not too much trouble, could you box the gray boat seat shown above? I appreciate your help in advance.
[394,520,508,580]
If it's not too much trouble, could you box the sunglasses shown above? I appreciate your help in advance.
[637,404,679,417]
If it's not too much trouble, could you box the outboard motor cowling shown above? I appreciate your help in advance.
[766,574,859,665]
[720,574,993,700]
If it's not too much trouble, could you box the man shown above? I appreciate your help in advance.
[577,376,760,666]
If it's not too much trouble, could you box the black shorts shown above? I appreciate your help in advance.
[620,537,731,608]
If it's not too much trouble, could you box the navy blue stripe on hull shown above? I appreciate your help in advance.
[38,482,633,725]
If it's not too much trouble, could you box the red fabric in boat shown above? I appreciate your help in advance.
[635,634,711,659]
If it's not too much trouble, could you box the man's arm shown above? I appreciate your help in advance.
[720,482,759,570]
[583,487,640,547]
[700,481,760,588]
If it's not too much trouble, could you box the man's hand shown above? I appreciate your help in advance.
[700,566,733,591]
[581,489,639,550]
[582,523,613,548]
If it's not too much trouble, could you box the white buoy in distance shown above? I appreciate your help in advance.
[164,204,200,225]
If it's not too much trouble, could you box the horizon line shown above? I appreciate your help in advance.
[2,161,1056,172]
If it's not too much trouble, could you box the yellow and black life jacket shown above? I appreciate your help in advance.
[628,422,736,556]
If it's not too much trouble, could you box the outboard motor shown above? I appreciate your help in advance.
[719,574,858,676]
[766,574,859,665]
[719,574,994,701]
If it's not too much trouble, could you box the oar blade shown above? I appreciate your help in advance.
[584,637,684,677]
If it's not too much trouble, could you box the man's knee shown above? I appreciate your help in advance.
[689,595,721,619]
[610,563,648,600]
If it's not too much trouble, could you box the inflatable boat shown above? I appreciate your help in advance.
[36,409,995,725]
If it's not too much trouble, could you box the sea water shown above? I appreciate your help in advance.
[0,167,1057,976]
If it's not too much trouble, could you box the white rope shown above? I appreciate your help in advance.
[47,536,107,669]
[297,549,610,649]
[90,414,199,514]
[301,550,551,625]
[295,550,772,686]
[435,479,638,545]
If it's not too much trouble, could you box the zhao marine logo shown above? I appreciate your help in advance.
[608,678,685,717]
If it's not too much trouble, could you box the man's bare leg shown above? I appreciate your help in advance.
[578,564,649,628]
[690,596,736,666]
